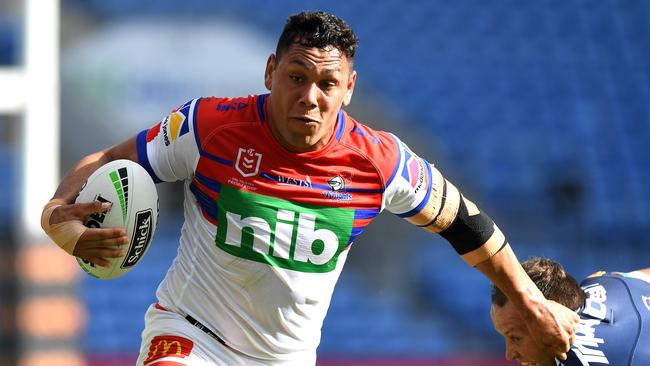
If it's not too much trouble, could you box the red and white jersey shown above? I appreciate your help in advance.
[136,94,433,363]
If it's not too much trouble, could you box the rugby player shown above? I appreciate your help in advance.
[42,11,578,365]
[492,257,650,365]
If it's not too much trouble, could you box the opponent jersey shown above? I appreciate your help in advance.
[558,271,650,366]
[136,94,434,363]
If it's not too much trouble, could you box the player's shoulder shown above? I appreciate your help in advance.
[195,94,264,125]
[339,112,403,180]
[339,112,402,160]
[582,270,650,285]
[192,94,266,138]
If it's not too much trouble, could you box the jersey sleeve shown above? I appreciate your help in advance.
[382,134,435,217]
[136,99,200,183]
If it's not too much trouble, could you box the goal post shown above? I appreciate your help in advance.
[0,1,86,365]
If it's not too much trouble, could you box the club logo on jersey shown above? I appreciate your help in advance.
[322,170,353,201]
[236,148,262,178]
[216,185,354,273]
[160,110,189,146]
[143,335,193,365]
[643,296,650,311]
[327,176,345,191]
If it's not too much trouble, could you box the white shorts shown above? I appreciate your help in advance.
[136,304,289,366]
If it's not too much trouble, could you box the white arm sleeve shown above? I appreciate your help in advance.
[382,134,436,218]
[136,99,200,182]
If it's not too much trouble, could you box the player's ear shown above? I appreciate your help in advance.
[342,69,356,107]
[264,54,276,91]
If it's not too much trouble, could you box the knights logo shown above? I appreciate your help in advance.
[327,176,345,191]
[236,148,262,177]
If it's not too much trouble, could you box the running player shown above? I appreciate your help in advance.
[41,11,578,365]
[492,257,650,366]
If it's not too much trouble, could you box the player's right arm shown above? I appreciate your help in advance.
[41,136,138,267]
[44,98,203,266]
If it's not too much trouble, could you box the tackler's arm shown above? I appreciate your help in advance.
[402,166,579,361]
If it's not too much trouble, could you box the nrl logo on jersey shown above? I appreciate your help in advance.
[236,148,262,177]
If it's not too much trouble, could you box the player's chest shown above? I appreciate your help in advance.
[196,134,383,209]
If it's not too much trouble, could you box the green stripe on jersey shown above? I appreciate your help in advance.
[216,185,354,273]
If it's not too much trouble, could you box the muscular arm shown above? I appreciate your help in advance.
[51,136,138,204]
[404,166,578,359]
[404,167,505,266]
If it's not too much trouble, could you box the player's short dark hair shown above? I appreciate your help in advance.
[491,257,586,310]
[275,11,359,63]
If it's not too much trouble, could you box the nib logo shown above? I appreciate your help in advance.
[215,186,354,273]
[236,148,262,177]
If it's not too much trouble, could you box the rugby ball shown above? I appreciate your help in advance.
[75,159,159,279]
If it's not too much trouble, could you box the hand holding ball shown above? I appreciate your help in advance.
[75,160,159,279]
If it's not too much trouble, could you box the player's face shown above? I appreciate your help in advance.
[491,303,556,366]
[264,43,356,152]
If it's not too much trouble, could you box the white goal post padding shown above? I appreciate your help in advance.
[0,0,59,239]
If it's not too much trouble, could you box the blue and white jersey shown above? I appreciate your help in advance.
[557,271,650,366]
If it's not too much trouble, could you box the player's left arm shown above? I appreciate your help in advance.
[404,167,579,360]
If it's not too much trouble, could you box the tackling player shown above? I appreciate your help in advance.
[41,11,577,365]
[492,257,650,366]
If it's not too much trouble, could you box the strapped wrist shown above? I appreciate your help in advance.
[41,201,87,255]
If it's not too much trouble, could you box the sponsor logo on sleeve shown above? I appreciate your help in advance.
[401,147,428,195]
[160,111,189,146]
[143,335,193,365]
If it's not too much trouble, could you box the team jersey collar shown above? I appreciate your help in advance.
[258,94,347,159]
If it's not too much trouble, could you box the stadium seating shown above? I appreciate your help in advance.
[0,19,18,65]
[73,0,650,359]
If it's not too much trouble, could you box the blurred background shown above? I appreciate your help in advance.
[1,0,649,365]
